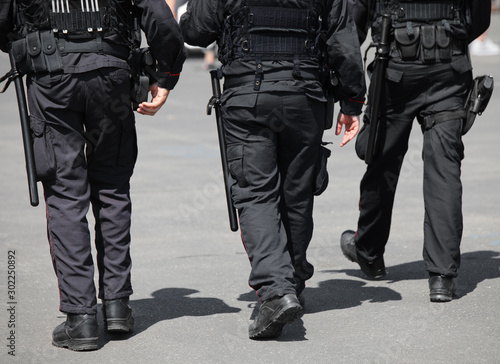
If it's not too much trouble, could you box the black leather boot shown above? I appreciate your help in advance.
[52,313,98,351]
[102,297,134,333]
[340,230,386,279]
[429,274,456,302]
[249,294,303,340]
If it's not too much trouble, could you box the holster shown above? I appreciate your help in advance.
[462,75,494,135]
[421,75,494,135]
[130,47,157,109]
[320,68,341,130]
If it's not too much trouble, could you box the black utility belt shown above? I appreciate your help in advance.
[224,69,319,89]
[392,25,466,63]
[11,31,129,75]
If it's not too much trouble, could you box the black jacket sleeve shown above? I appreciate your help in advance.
[324,0,366,115]
[347,0,374,45]
[135,0,186,90]
[466,0,492,43]
[0,0,13,53]
[179,0,224,47]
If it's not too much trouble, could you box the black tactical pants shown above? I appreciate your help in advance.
[222,90,325,302]
[27,68,137,314]
[355,58,472,277]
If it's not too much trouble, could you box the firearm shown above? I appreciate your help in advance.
[463,75,494,135]
[365,14,392,165]
[206,70,238,232]
[0,46,39,206]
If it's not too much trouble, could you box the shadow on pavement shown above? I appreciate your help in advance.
[456,250,500,297]
[97,250,498,346]
[303,279,402,313]
[332,250,500,299]
[236,279,402,341]
[98,287,240,347]
[238,279,402,313]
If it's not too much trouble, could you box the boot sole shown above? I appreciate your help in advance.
[430,295,453,302]
[430,290,455,302]
[52,337,98,351]
[249,304,303,340]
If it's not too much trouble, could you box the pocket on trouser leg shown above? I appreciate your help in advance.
[226,143,248,188]
[117,124,138,169]
[226,143,255,204]
[30,115,56,181]
[314,145,331,196]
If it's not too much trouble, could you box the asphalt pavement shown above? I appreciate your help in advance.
[1,15,499,364]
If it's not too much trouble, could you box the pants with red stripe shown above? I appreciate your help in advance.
[222,90,325,302]
[27,68,137,314]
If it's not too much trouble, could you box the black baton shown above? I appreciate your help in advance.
[365,14,392,165]
[3,47,39,206]
[207,70,238,232]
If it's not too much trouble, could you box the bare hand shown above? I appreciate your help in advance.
[335,112,360,147]
[137,85,170,116]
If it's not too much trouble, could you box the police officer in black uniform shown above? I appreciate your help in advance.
[340,0,489,302]
[1,0,185,350]
[180,0,366,339]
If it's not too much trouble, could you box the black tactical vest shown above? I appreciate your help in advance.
[10,0,135,75]
[374,0,464,35]
[218,0,321,65]
[374,0,466,63]
[15,0,134,41]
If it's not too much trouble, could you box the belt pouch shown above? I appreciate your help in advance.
[40,31,62,73]
[421,25,436,63]
[31,116,56,181]
[11,38,30,75]
[27,32,47,73]
[394,27,420,61]
[314,145,331,196]
[436,26,451,62]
